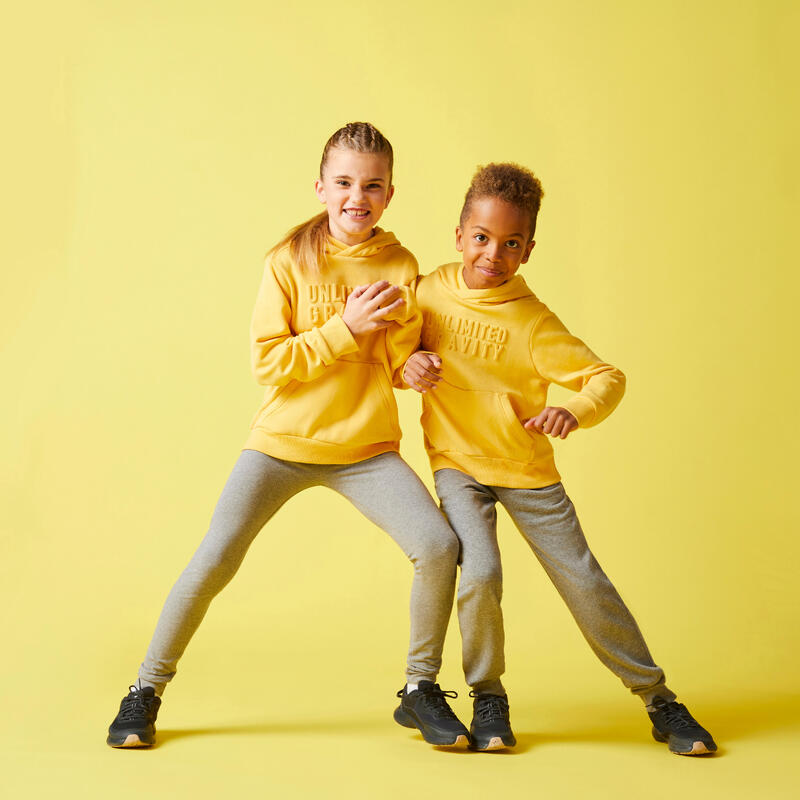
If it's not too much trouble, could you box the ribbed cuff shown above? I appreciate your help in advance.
[561,394,596,427]
[319,313,359,359]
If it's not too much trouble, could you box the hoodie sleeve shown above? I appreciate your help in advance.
[250,256,359,387]
[529,310,626,428]
[384,276,423,388]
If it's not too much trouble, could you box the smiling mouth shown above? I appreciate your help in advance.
[345,209,370,219]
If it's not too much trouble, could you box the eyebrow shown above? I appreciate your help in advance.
[472,225,525,238]
[332,174,385,182]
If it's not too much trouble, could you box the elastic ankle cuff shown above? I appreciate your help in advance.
[471,679,506,696]
[136,678,165,697]
[406,674,437,685]
[638,687,677,707]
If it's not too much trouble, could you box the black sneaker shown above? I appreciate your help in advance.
[107,685,162,748]
[469,691,516,751]
[648,696,717,755]
[393,681,470,747]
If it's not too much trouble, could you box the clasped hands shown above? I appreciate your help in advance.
[341,281,405,337]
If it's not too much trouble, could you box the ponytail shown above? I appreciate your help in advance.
[266,210,329,274]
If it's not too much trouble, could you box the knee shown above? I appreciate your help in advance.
[412,527,459,570]
[564,553,615,598]
[578,551,611,583]
[180,548,240,596]
[459,561,503,595]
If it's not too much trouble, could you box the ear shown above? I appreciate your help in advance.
[455,226,464,252]
[384,184,395,208]
[314,179,326,205]
[521,239,536,264]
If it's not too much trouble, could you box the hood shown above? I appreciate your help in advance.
[435,262,535,305]
[325,228,401,258]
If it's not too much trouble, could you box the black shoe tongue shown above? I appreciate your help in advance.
[417,680,438,690]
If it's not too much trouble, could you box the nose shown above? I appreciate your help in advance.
[350,184,366,204]
[486,244,501,262]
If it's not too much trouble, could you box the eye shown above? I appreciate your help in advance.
[506,240,520,249]
[335,180,350,187]
[366,183,382,189]
[474,234,488,243]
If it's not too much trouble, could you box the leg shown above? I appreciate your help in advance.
[137,450,311,694]
[434,469,506,697]
[434,470,517,751]
[495,482,675,705]
[325,453,459,684]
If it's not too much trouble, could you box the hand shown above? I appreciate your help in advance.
[524,407,578,439]
[403,352,443,393]
[341,281,405,337]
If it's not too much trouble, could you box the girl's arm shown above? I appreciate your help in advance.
[250,258,359,387]
[385,280,424,388]
[528,310,626,428]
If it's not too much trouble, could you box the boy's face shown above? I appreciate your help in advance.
[456,197,535,289]
[315,148,394,246]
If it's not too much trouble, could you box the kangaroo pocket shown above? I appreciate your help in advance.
[423,382,535,463]
[252,360,400,447]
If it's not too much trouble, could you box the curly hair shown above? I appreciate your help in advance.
[460,162,544,239]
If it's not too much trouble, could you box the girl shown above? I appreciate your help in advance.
[107,123,469,749]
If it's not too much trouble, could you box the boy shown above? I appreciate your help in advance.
[396,163,716,756]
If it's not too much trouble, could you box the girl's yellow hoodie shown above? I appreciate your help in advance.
[244,230,420,464]
[416,262,626,488]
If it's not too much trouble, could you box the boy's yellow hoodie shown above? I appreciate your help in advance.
[416,262,626,488]
[244,230,420,464]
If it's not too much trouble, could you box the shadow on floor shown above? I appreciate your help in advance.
[515,691,800,753]
[155,722,532,755]
[148,693,799,752]
[156,715,384,746]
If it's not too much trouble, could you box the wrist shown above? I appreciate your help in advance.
[340,312,361,338]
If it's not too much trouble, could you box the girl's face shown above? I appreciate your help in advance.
[315,148,394,246]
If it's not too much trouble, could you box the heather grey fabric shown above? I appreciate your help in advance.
[433,468,675,706]
[138,450,458,694]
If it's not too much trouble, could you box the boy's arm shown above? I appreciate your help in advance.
[528,310,626,428]
[250,257,359,387]
[402,351,443,392]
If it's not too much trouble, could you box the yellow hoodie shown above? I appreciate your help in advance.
[244,230,421,464]
[416,262,626,488]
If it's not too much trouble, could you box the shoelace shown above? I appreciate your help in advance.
[657,702,699,731]
[469,692,509,724]
[118,686,157,722]
[397,685,460,720]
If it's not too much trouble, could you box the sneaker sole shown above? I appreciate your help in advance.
[393,706,470,747]
[652,727,716,755]
[107,733,154,748]
[470,735,516,751]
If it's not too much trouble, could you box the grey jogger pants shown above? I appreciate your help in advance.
[138,450,458,694]
[434,469,675,705]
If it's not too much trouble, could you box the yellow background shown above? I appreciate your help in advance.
[2,1,799,797]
